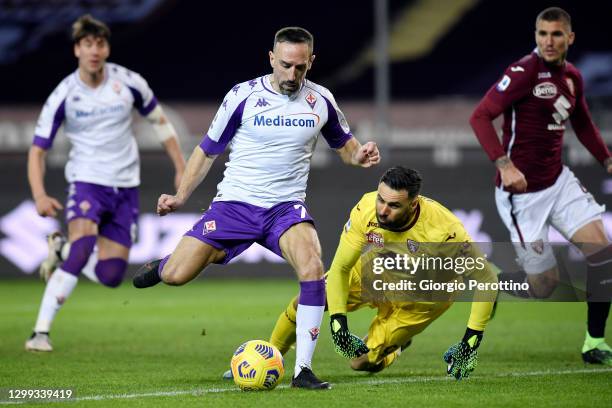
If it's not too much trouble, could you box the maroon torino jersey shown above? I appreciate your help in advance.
[470,51,610,193]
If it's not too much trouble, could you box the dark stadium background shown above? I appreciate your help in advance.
[1,0,611,278]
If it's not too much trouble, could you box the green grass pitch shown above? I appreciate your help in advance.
[1,278,611,407]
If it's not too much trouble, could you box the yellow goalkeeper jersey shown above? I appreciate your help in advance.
[326,191,496,331]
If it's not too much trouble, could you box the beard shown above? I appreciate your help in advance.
[279,80,299,95]
[376,210,413,231]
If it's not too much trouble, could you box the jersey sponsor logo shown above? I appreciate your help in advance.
[367,221,379,228]
[510,66,524,72]
[305,92,317,109]
[547,123,566,131]
[366,231,384,247]
[75,104,125,118]
[253,113,319,128]
[552,95,571,124]
[496,75,511,91]
[533,82,557,99]
[254,98,270,107]
[538,72,552,79]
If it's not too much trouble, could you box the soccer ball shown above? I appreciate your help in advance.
[230,340,284,391]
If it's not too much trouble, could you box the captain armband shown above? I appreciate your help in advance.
[146,105,178,143]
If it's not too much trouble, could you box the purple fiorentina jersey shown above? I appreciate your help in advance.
[198,75,353,208]
[32,63,158,188]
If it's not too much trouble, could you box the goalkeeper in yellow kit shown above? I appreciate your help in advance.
[225,166,498,379]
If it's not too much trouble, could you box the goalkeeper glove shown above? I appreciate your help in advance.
[330,314,369,358]
[443,327,483,380]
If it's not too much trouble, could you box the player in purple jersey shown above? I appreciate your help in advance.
[25,15,186,352]
[133,27,380,389]
[471,7,612,365]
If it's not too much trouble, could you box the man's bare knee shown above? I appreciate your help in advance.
[297,256,324,281]
[161,266,189,286]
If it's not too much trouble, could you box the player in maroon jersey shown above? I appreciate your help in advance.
[470,7,612,365]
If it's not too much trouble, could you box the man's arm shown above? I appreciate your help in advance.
[326,204,370,358]
[327,236,370,358]
[326,236,363,315]
[335,138,380,168]
[156,146,217,216]
[470,60,535,192]
[470,98,527,193]
[443,233,497,379]
[27,145,63,217]
[145,105,186,190]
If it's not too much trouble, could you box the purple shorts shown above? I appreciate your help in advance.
[185,200,315,264]
[65,181,139,248]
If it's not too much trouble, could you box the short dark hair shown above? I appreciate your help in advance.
[274,27,314,52]
[536,7,572,30]
[379,166,422,199]
[72,14,111,44]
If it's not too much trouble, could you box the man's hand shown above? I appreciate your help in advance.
[34,194,63,217]
[496,156,527,192]
[443,328,483,380]
[157,194,184,216]
[330,314,369,358]
[353,141,380,168]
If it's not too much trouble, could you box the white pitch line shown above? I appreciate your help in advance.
[2,367,611,405]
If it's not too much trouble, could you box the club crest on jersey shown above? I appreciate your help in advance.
[565,78,575,96]
[305,92,317,109]
[366,232,384,247]
[79,200,91,214]
[407,240,419,253]
[531,239,544,255]
[496,75,511,92]
[112,81,122,94]
[204,220,217,234]
[533,82,557,99]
